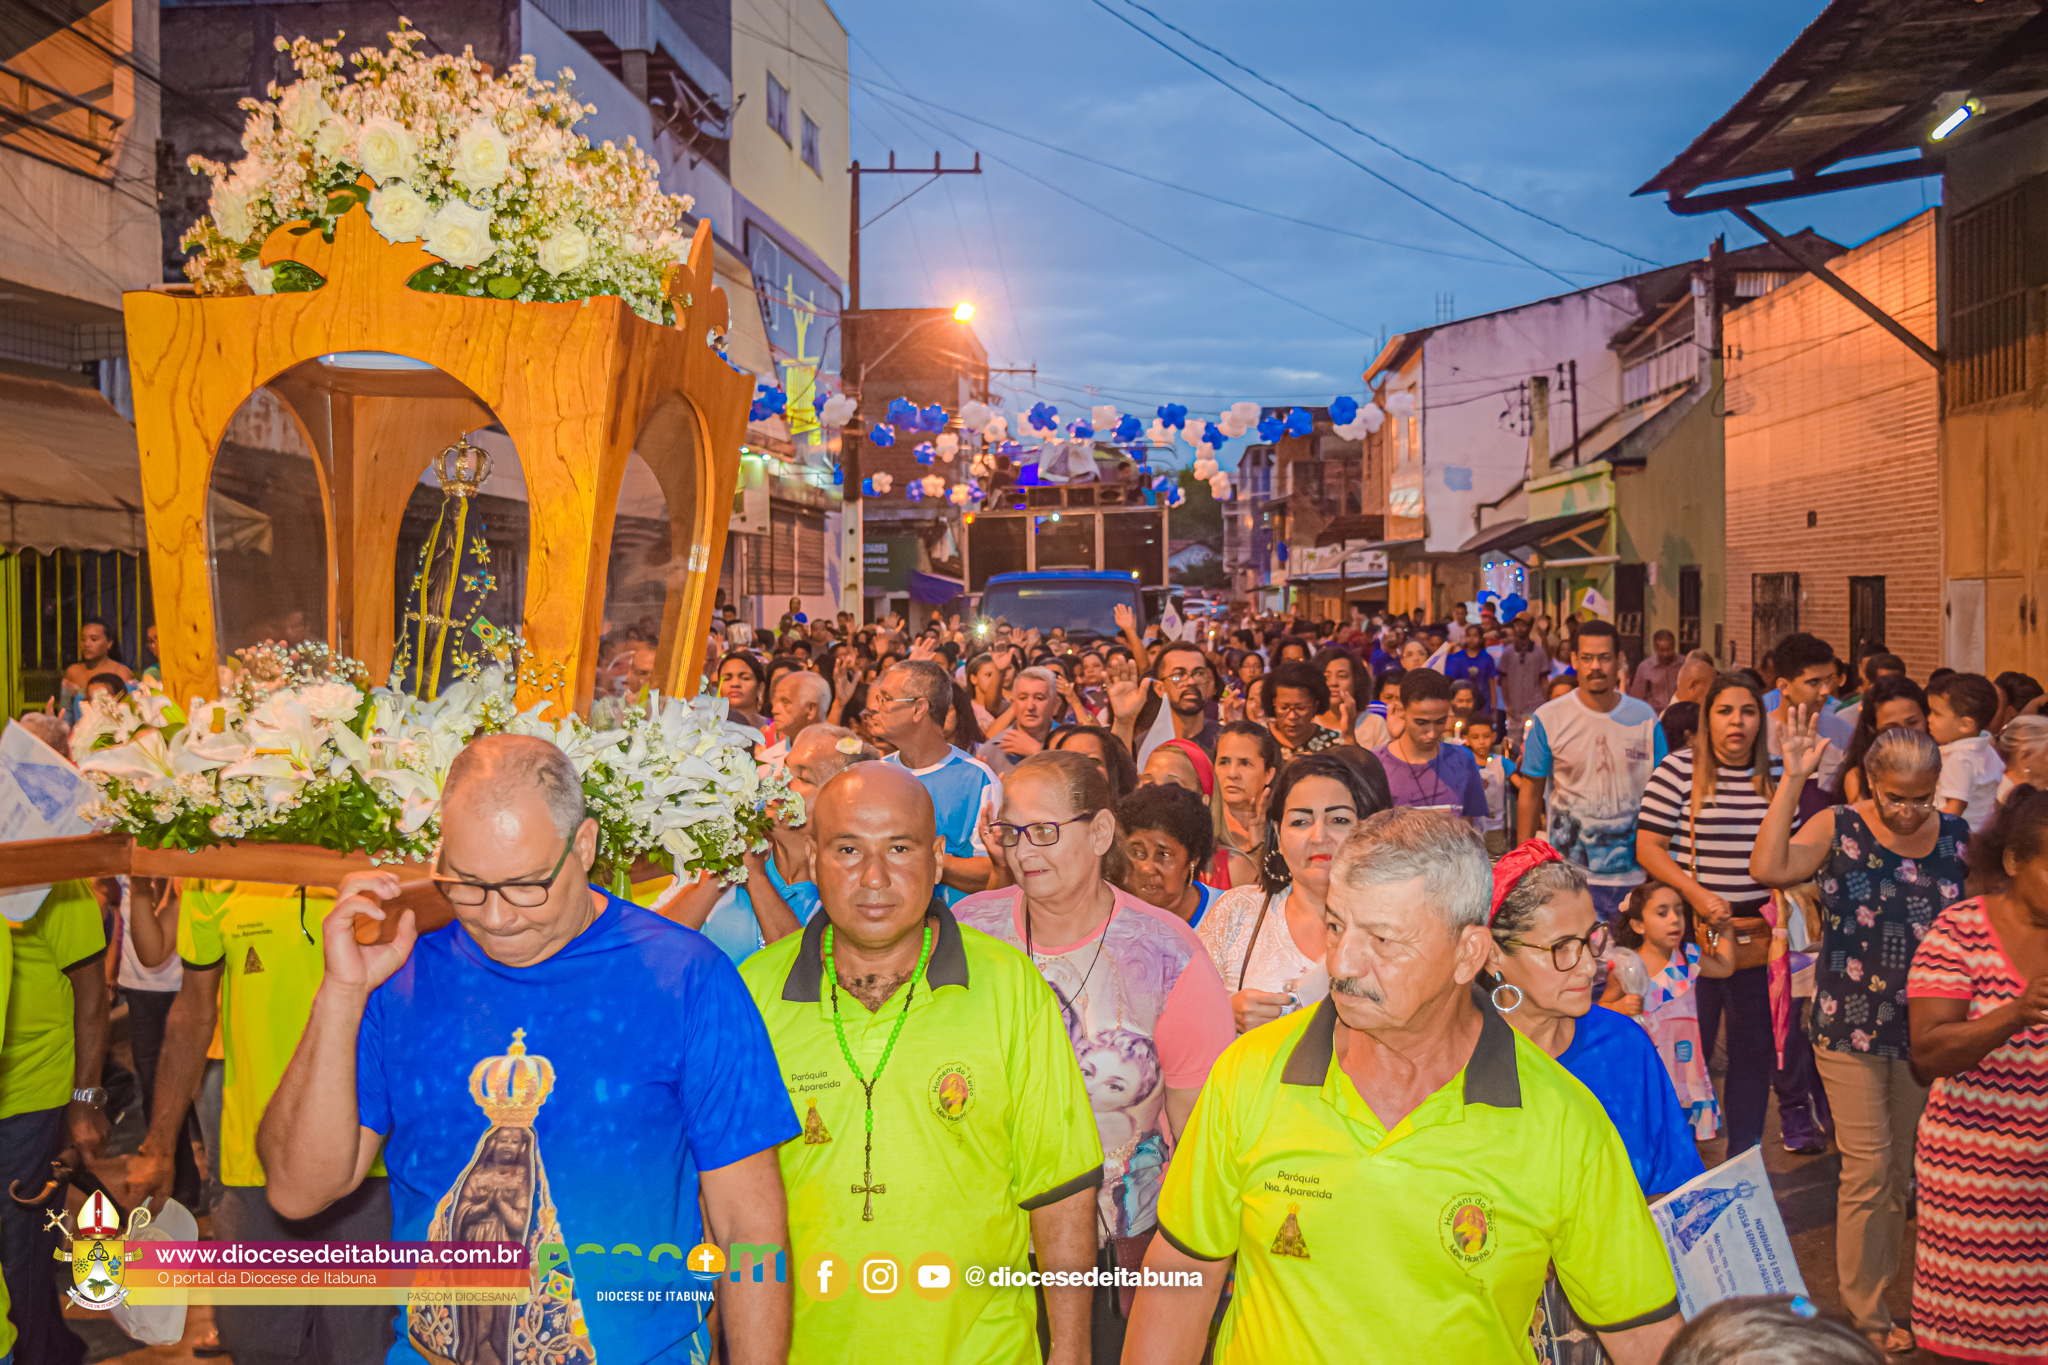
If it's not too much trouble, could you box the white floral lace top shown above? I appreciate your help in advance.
[1196,886,1330,1007]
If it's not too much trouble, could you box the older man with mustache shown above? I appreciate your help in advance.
[1123,807,1682,1365]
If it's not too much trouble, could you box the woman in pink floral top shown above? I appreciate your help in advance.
[1754,719,1967,1355]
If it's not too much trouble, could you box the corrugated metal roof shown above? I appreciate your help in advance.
[1640,0,2048,207]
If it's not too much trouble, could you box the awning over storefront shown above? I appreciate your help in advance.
[0,372,270,555]
[1458,511,1607,557]
[907,570,964,606]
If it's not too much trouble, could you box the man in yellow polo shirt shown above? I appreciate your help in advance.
[131,882,392,1363]
[0,880,108,1365]
[1128,809,1682,1365]
[739,763,1103,1365]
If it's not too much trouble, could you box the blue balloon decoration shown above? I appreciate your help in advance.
[813,392,829,415]
[831,464,843,485]
[1284,407,1314,438]
[1202,421,1226,448]
[1071,421,1094,440]
[1330,396,1358,424]
[1114,413,1143,443]
[1027,401,1060,433]
[868,424,896,448]
[861,477,878,496]
[919,403,948,432]
[887,397,919,428]
[905,480,925,502]
[1156,403,1188,429]
[1257,416,1285,443]
[1276,541,1290,564]
[914,442,935,466]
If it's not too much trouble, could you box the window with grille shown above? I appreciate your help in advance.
[1951,188,2026,406]
[800,113,820,174]
[1751,573,1799,670]
[765,73,790,143]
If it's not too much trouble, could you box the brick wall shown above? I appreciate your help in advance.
[1723,211,1941,677]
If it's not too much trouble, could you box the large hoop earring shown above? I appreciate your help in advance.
[1491,981,1524,1014]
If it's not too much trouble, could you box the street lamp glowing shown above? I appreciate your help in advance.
[952,301,976,322]
[1932,100,1979,141]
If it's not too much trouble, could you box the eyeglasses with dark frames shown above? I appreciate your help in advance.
[432,838,574,908]
[988,814,1096,848]
[1501,922,1612,972]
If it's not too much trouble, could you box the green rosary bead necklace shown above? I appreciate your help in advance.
[824,921,934,1221]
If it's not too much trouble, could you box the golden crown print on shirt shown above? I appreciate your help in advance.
[408,1029,596,1365]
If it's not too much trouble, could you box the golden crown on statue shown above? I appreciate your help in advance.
[467,1029,556,1128]
[432,436,493,499]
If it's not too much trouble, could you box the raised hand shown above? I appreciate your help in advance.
[1778,703,1830,784]
[324,871,419,996]
[1110,673,1154,726]
[1113,603,1137,637]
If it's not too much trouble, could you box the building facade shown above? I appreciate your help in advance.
[0,0,164,716]
[1723,212,1941,676]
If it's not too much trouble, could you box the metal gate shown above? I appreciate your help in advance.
[1752,572,1800,669]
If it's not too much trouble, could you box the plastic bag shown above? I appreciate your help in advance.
[110,1199,197,1346]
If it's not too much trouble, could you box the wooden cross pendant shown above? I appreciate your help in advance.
[853,1173,885,1222]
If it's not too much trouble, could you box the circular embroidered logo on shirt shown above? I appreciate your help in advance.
[1439,1194,1497,1266]
[928,1063,975,1122]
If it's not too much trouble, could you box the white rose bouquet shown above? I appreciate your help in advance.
[180,22,695,323]
[72,654,791,887]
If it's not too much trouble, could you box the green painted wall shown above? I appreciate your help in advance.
[1614,362,1727,659]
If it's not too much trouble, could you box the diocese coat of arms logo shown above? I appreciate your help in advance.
[53,1190,141,1309]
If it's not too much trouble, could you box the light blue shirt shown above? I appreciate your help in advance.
[884,746,1001,905]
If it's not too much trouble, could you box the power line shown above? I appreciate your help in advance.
[867,87,1369,338]
[1108,0,1660,268]
[852,75,1600,277]
[1086,0,1590,290]
[741,19,1593,279]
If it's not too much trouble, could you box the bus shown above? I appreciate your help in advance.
[962,487,1171,640]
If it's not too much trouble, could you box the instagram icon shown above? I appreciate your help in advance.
[860,1258,899,1298]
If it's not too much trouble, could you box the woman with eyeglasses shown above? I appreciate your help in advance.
[953,751,1233,1356]
[1487,841,1707,1365]
[1195,752,1391,1033]
[1753,718,1968,1358]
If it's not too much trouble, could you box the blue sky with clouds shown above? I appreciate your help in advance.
[831,0,1936,465]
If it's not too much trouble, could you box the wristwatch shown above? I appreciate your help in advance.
[71,1087,107,1107]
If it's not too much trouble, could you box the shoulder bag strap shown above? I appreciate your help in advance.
[1237,893,1276,991]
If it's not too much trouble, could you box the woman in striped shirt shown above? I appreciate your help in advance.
[1634,674,1777,1154]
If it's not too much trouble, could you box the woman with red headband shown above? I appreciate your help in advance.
[1486,840,1706,1199]
[1488,839,1706,1365]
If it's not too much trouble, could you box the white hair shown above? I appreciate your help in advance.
[1998,715,2048,767]
[726,623,755,649]
[776,669,832,717]
[1331,807,1492,931]
[1014,666,1059,695]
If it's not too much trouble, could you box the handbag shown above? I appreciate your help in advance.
[1688,798,1772,971]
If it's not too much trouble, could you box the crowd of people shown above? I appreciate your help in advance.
[11,596,2048,1364]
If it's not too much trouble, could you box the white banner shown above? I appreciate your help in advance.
[1651,1145,1806,1316]
[0,719,94,922]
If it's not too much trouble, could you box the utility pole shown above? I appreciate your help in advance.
[840,151,981,621]
[1567,359,1580,466]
